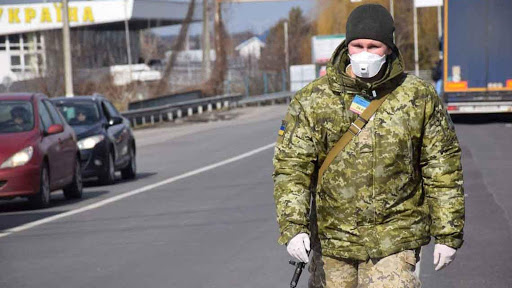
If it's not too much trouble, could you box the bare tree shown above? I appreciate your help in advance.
[203,1,228,96]
[153,0,196,97]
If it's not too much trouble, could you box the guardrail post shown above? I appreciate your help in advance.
[187,107,193,116]
[158,113,162,123]
[167,111,173,121]
[207,103,212,112]
[142,116,146,125]
[216,102,221,110]
[131,118,136,128]
[177,109,182,118]
[151,115,155,125]
[198,105,203,114]
[224,101,229,108]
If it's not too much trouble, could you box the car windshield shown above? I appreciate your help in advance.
[55,101,101,126]
[0,100,35,133]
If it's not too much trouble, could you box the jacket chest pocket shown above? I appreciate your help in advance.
[319,118,349,153]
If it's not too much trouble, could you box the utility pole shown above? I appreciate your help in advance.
[202,0,211,80]
[413,4,419,77]
[124,0,133,84]
[62,0,74,97]
[284,21,289,86]
[390,0,394,18]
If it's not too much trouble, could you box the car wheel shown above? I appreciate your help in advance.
[63,158,83,199]
[99,152,115,185]
[29,163,50,209]
[121,146,136,180]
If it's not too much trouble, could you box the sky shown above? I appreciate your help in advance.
[152,0,316,36]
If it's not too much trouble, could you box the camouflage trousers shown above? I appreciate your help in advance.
[308,250,421,288]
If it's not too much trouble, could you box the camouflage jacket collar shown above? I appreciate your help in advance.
[326,40,406,97]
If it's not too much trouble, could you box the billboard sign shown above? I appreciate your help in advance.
[0,0,134,35]
[312,34,345,64]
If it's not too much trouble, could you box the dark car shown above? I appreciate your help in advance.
[51,95,136,184]
[0,93,82,208]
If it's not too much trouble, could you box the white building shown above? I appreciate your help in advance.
[165,49,216,65]
[235,36,265,60]
[0,0,202,84]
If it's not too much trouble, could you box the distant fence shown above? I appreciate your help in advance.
[121,91,294,128]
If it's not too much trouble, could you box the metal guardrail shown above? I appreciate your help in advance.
[122,94,243,127]
[121,91,294,128]
[236,91,294,107]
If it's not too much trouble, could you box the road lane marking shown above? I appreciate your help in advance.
[416,247,422,279]
[0,142,276,239]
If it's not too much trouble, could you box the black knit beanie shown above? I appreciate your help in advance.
[346,4,395,50]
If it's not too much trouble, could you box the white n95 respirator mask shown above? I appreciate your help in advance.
[349,51,387,78]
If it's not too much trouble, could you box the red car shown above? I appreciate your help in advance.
[0,93,82,208]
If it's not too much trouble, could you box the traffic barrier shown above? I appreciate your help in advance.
[121,92,294,128]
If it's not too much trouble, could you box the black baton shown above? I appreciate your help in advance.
[289,260,306,288]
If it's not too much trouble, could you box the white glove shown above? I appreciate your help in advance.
[433,244,457,271]
[287,233,310,263]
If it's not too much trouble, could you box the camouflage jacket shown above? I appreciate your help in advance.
[273,41,465,261]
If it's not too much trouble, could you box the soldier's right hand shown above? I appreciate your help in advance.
[287,233,310,263]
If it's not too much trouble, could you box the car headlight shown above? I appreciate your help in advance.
[77,135,105,150]
[1,146,34,169]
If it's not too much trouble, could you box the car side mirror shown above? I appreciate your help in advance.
[46,124,64,135]
[108,116,123,126]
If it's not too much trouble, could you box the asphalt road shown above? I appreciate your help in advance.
[0,105,511,287]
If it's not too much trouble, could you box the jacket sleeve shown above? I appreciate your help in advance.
[420,85,465,249]
[273,92,318,245]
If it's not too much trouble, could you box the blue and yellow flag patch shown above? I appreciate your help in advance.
[350,95,371,115]
[278,121,287,136]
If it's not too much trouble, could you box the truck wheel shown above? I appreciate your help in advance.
[63,158,83,199]
[29,163,50,209]
[99,152,115,185]
[121,146,136,180]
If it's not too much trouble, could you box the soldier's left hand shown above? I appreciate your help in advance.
[433,244,457,271]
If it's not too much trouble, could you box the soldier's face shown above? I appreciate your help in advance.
[348,39,391,57]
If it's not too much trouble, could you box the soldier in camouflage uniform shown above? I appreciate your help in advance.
[273,4,464,287]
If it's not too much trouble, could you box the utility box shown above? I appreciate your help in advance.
[290,64,316,92]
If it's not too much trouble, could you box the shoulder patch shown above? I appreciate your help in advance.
[277,120,287,144]
[279,120,287,136]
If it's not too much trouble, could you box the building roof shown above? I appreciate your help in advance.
[235,36,266,51]
[0,0,202,35]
